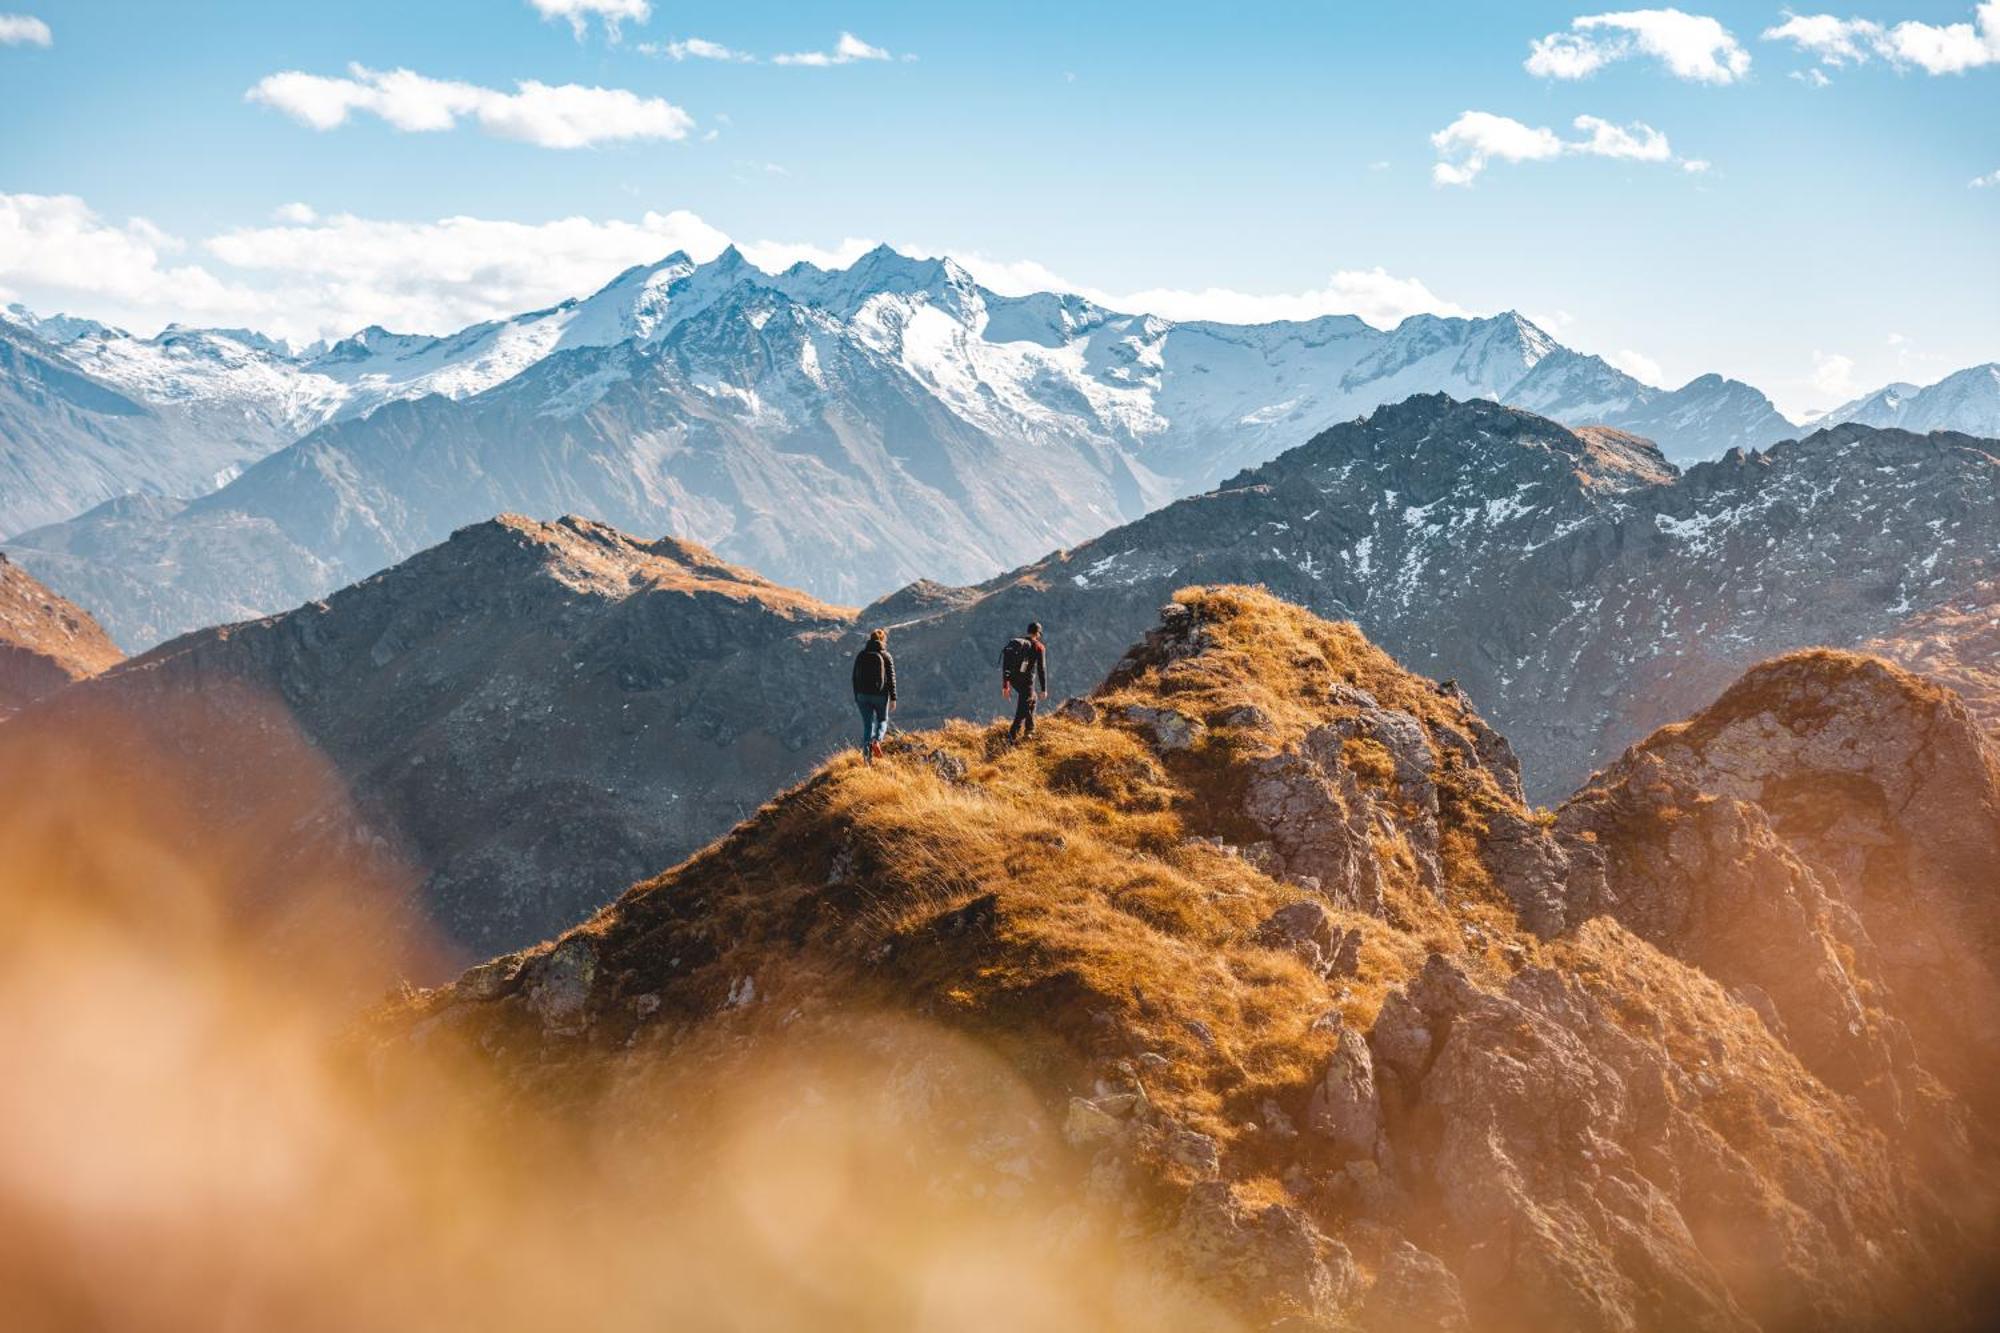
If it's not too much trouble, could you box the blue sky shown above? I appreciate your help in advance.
[0,0,1994,417]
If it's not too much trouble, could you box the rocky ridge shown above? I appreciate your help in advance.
[15,515,851,954]
[0,549,121,717]
[385,588,2000,1331]
[877,397,2000,802]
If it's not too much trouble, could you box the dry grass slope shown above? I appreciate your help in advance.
[388,586,1997,1331]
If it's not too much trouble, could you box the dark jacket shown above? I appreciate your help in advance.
[1001,637,1047,693]
[852,643,897,700]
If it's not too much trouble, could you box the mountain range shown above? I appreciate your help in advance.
[5,247,1989,652]
[19,395,1995,960]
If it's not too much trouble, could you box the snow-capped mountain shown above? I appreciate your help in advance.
[0,320,299,536]
[1818,363,2000,439]
[3,245,1989,649]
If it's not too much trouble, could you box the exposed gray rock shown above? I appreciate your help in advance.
[1304,1023,1382,1158]
[1243,751,1385,917]
[522,935,597,1034]
[1116,704,1204,752]
[1053,696,1098,724]
[1172,1181,1356,1324]
[1360,1240,1470,1333]
[1253,901,1342,976]
[1162,1124,1220,1179]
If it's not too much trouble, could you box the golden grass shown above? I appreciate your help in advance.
[406,588,1576,1168]
[457,586,1568,1161]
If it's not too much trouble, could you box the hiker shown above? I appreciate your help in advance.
[852,628,897,762]
[1001,622,1048,741]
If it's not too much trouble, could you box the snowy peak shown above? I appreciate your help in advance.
[772,243,983,329]
[2,302,122,345]
[1493,309,1560,366]
[555,248,783,352]
[1820,363,2000,439]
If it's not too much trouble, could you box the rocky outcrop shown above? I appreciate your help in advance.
[1563,650,2000,1126]
[1367,942,1964,1332]
[0,550,120,717]
[382,590,1999,1331]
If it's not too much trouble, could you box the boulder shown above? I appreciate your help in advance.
[1172,1182,1357,1323]
[521,935,597,1034]
[1117,704,1205,753]
[1305,1022,1382,1158]
[1360,1240,1470,1333]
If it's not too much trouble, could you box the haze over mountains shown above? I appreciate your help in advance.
[24,396,1996,960]
[4,246,1989,652]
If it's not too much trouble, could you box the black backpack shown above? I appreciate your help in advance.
[1001,636,1037,682]
[852,646,890,695]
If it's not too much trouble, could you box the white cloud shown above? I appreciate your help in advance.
[1791,66,1834,85]
[528,0,649,41]
[246,64,693,148]
[1972,168,2000,186]
[1811,350,1859,399]
[1763,13,1884,63]
[640,36,754,62]
[1606,348,1666,385]
[0,193,1474,345]
[1571,114,1674,160]
[271,202,318,225]
[0,193,264,328]
[1527,9,1752,84]
[0,12,50,46]
[1429,111,1565,186]
[1763,4,2000,74]
[1431,111,1693,185]
[1681,157,1712,172]
[773,32,894,66]
[942,251,1469,329]
[1526,33,1619,78]
[1884,2,2000,71]
[205,210,744,337]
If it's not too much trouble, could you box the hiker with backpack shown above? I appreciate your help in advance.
[852,628,897,762]
[1000,622,1048,742]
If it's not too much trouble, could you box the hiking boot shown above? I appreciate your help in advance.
[870,741,884,760]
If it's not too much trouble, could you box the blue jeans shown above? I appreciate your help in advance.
[855,692,890,754]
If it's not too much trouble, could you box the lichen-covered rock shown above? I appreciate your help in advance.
[522,934,597,1034]
[1360,1239,1470,1333]
[1482,807,1573,938]
[1371,944,1965,1332]
[881,734,970,782]
[1253,901,1341,976]
[1053,696,1099,724]
[1117,704,1205,753]
[1304,1022,1382,1159]
[1171,1182,1356,1324]
[1243,752,1386,917]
